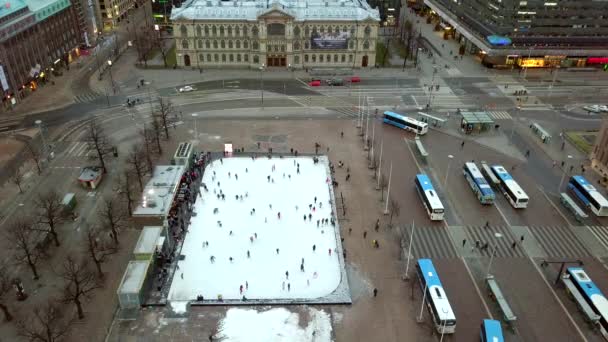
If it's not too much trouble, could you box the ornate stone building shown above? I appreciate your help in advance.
[170,0,380,69]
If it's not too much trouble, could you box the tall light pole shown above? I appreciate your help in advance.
[259,64,265,108]
[384,161,393,214]
[376,140,383,189]
[35,120,47,156]
[485,232,503,277]
[191,113,198,142]
[444,154,454,187]
[404,220,415,280]
[439,308,448,342]
[417,281,428,323]
[107,60,114,93]
[549,66,560,97]
[558,155,574,192]
[364,101,370,150]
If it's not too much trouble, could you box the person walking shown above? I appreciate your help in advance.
[373,288,378,297]
[462,239,466,247]
[363,231,367,239]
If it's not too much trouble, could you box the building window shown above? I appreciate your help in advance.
[253,55,259,63]
[350,26,355,35]
[268,45,272,52]
[237,54,241,62]
[227,26,232,36]
[341,54,345,62]
[204,26,209,36]
[281,45,286,52]
[214,53,219,62]
[304,54,309,63]
[305,26,310,36]
[222,54,226,62]
[244,41,249,49]
[294,26,300,37]
[293,41,300,50]
[253,41,259,50]
[294,55,300,64]
[363,40,369,50]
[364,26,371,38]
[335,26,340,34]
[207,53,212,61]
[228,40,233,48]
[349,40,354,49]
[327,54,331,63]
[206,40,210,49]
[198,40,203,49]
[236,40,241,49]
[199,54,204,62]
[180,25,187,37]
[196,25,202,36]
[252,26,258,37]
[320,26,324,33]
[213,40,218,49]
[229,54,234,62]
[236,26,240,36]
[312,54,316,62]
[319,54,323,62]
[245,54,249,62]
[243,26,248,36]
[220,26,225,36]
[267,23,285,36]
[334,54,338,62]
[349,54,353,62]
[182,40,189,49]
[304,41,309,49]
[342,26,347,32]
[212,25,217,36]
[221,40,225,48]
[274,45,279,52]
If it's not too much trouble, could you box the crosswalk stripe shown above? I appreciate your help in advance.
[464,225,525,258]
[486,111,512,120]
[67,141,83,155]
[529,225,589,258]
[409,226,458,259]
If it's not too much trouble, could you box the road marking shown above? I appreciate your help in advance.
[411,95,418,107]
[403,137,422,172]
[67,141,83,155]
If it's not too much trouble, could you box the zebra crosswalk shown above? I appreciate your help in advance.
[405,226,458,259]
[585,226,608,251]
[74,90,103,103]
[62,141,91,158]
[529,225,590,258]
[464,225,525,258]
[485,111,512,120]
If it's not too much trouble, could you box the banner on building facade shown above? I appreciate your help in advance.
[311,31,349,50]
[0,65,9,91]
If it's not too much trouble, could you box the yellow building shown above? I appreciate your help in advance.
[171,0,380,69]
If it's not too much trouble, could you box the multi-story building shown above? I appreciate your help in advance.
[171,0,380,69]
[0,0,82,106]
[418,0,608,68]
[98,0,139,30]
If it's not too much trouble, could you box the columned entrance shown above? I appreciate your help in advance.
[267,55,286,67]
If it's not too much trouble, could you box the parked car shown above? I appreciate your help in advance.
[349,76,361,83]
[326,78,344,86]
[179,85,195,93]
[308,80,321,87]
[583,105,603,113]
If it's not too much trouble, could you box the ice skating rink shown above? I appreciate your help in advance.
[168,156,342,301]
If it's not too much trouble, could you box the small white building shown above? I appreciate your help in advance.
[132,165,186,226]
[117,259,152,309]
[133,226,167,261]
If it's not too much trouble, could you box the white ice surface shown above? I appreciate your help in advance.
[168,156,341,301]
[217,307,333,342]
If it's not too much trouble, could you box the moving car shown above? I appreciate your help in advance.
[179,85,195,93]
[583,105,608,113]
[326,78,344,86]
[349,76,361,83]
[308,80,321,87]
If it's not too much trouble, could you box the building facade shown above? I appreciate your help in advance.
[0,0,82,105]
[171,0,380,69]
[99,0,139,30]
[417,0,608,67]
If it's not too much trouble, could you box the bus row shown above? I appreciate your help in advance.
[415,164,608,221]
[418,258,608,341]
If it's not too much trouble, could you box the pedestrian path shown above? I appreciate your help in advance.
[463,225,525,258]
[585,226,608,251]
[528,225,590,258]
[61,141,91,158]
[485,111,512,120]
[408,226,458,259]
[74,90,104,103]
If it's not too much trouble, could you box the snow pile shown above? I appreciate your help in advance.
[217,307,333,342]
[168,156,342,301]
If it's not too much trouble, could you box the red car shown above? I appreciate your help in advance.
[308,80,321,87]
[349,76,361,83]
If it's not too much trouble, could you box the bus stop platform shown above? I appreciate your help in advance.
[461,112,494,134]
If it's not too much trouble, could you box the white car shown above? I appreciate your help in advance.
[583,105,603,113]
[178,85,195,93]
[600,105,608,112]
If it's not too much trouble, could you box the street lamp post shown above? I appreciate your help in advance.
[259,64,265,108]
[415,47,421,68]
[404,220,415,280]
[426,66,438,109]
[107,60,114,93]
[549,66,560,97]
[444,154,454,187]
[558,155,574,192]
[383,161,393,214]
[522,48,532,81]
[35,120,47,156]
[485,232,503,277]
[191,113,198,142]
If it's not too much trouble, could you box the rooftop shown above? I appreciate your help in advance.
[0,0,27,19]
[118,260,151,294]
[171,0,380,22]
[133,226,163,256]
[133,165,186,218]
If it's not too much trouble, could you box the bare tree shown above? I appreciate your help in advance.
[152,32,170,68]
[126,146,147,192]
[379,173,389,201]
[150,117,163,155]
[84,225,117,278]
[156,97,174,140]
[24,140,42,175]
[84,119,112,173]
[6,218,44,280]
[0,262,13,321]
[17,299,73,342]
[389,198,401,227]
[58,255,101,319]
[118,170,136,216]
[139,125,155,170]
[34,190,64,247]
[97,197,127,245]
[10,165,25,193]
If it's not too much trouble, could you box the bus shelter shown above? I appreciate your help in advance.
[530,122,552,144]
[460,112,494,134]
[416,112,446,128]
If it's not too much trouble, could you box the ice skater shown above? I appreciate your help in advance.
[313,244,316,252]
[250,236,254,243]
[317,220,320,227]
[235,174,238,180]
[282,281,286,290]
[303,215,306,222]
[254,233,258,239]
[246,281,248,290]
[247,250,251,258]
[229,231,233,236]
[267,175,271,182]
[228,172,231,178]
[217,220,222,227]
[277,212,281,219]
[308,213,312,221]
[229,257,234,263]
[285,271,289,279]
[300,263,305,272]
[329,248,332,256]
[210,256,215,263]
[240,285,243,294]
[314,196,317,203]
[288,283,291,291]
[276,248,280,254]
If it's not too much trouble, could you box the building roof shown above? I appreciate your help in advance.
[461,111,494,124]
[171,0,380,22]
[133,226,163,256]
[78,166,103,182]
[0,0,27,19]
[117,260,151,294]
[133,165,186,218]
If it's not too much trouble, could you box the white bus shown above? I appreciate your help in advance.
[415,174,445,220]
[383,111,429,135]
[490,165,529,208]
[416,259,457,334]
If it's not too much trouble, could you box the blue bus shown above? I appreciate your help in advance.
[568,175,608,216]
[565,267,608,338]
[382,111,428,135]
[414,174,445,220]
[416,259,456,334]
[463,162,495,205]
[490,165,529,208]
[480,319,504,342]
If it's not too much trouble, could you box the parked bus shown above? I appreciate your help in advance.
[480,161,500,189]
[490,165,529,208]
[565,267,608,339]
[568,175,608,216]
[415,174,445,220]
[480,319,504,342]
[382,111,428,135]
[463,162,495,205]
[416,259,456,334]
